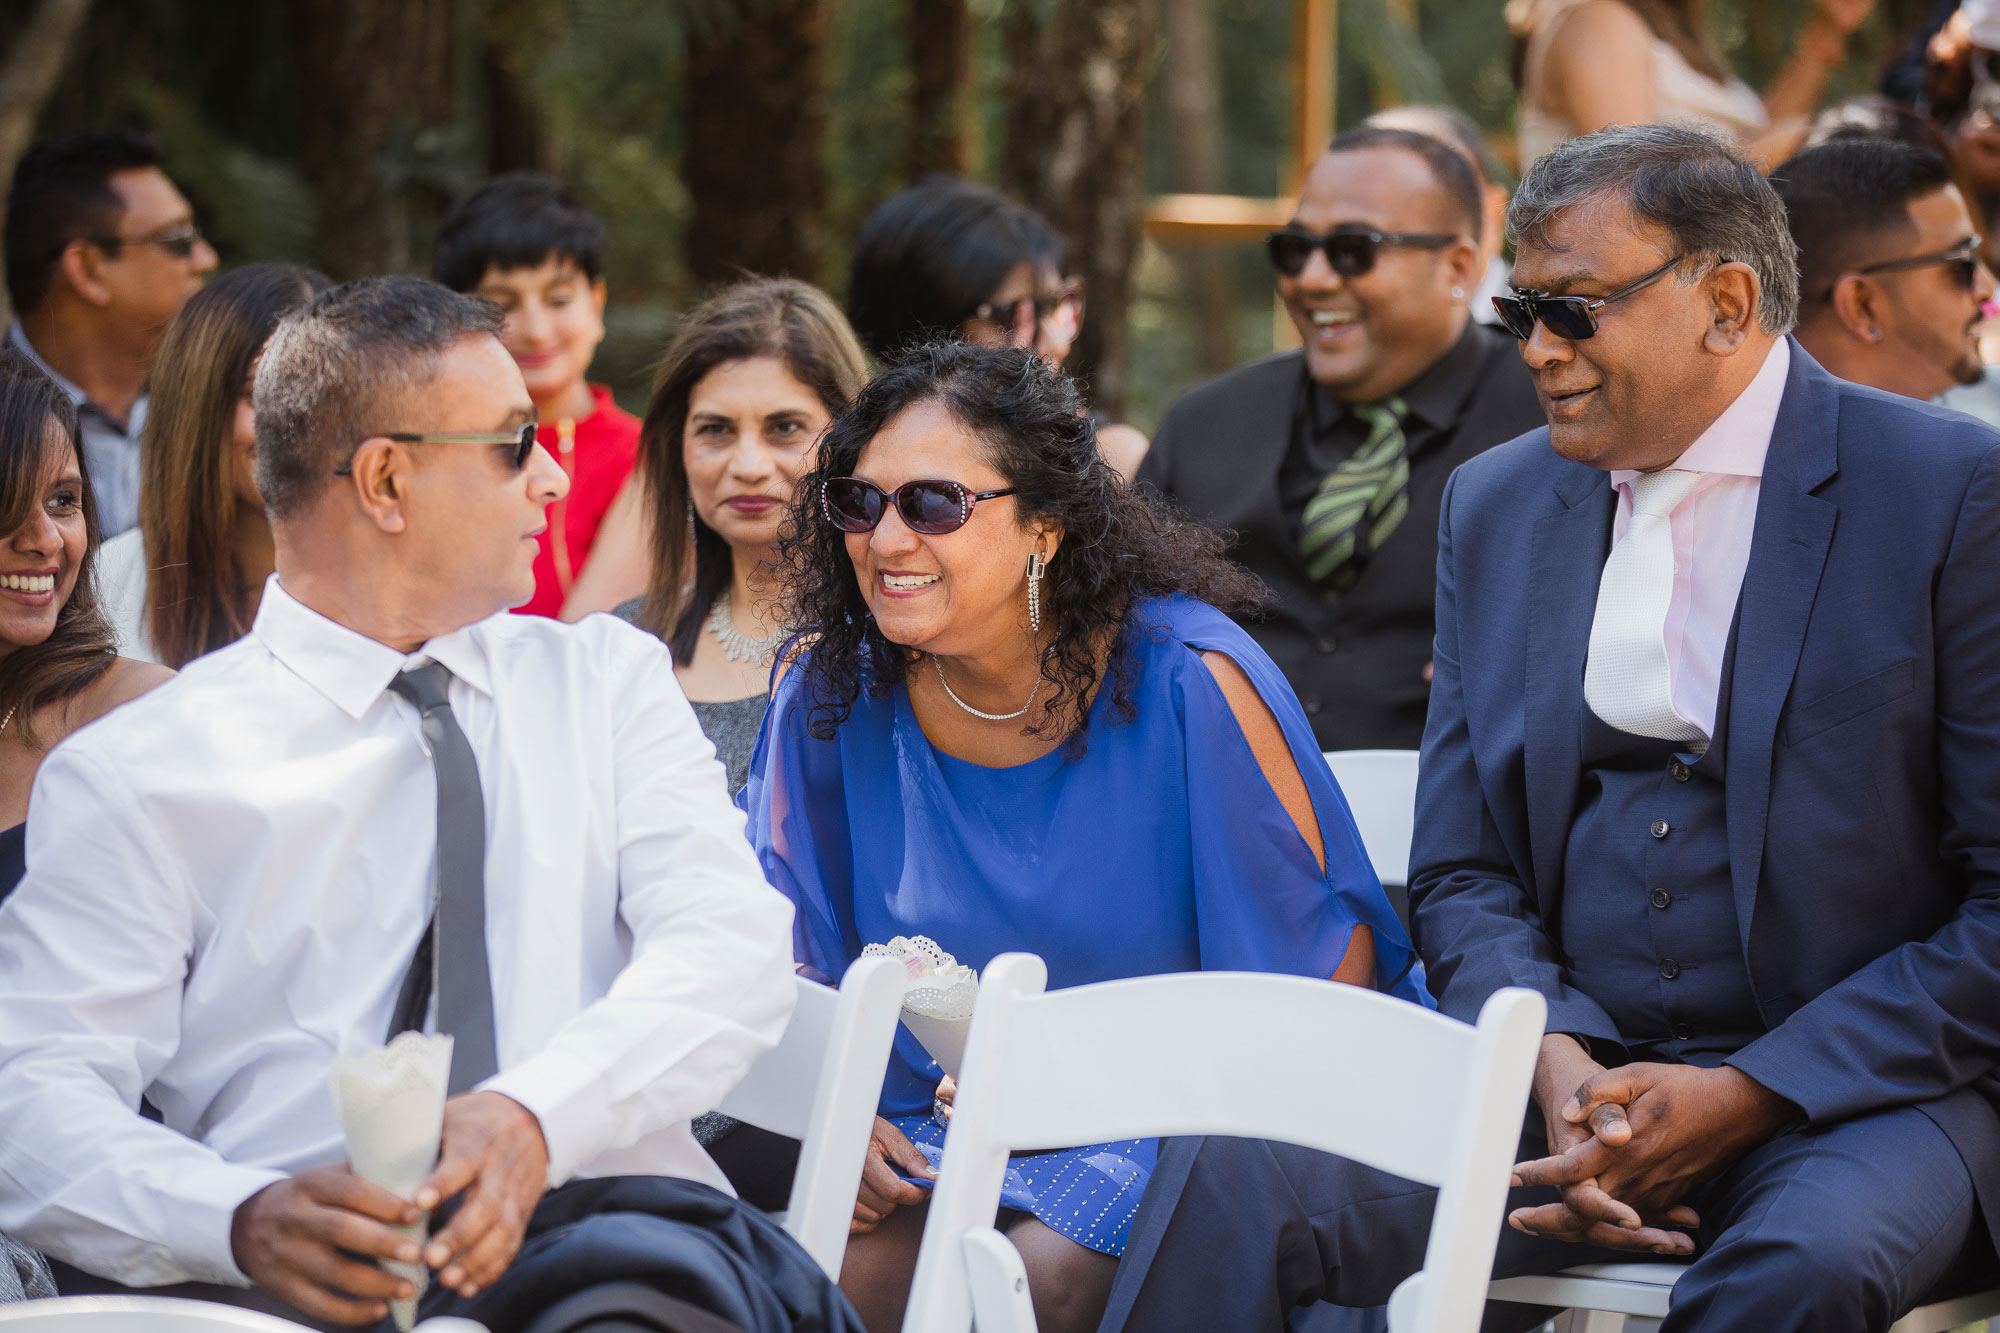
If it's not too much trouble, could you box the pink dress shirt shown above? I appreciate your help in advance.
[1607,337,1788,739]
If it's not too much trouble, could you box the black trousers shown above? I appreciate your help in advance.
[1100,1107,1995,1333]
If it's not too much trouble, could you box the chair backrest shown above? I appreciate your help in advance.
[1325,749,1420,887]
[716,955,907,1278]
[0,1296,339,1330]
[901,954,1545,1333]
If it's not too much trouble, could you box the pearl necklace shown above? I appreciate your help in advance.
[705,592,790,666]
[932,655,1043,721]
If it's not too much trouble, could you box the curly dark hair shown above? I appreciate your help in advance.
[779,341,1265,752]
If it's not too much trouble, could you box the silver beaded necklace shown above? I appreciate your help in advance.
[932,654,1043,722]
[706,592,790,666]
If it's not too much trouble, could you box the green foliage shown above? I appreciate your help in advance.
[18,0,1926,427]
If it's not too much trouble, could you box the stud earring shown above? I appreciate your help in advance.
[1026,551,1047,633]
[1451,286,1466,300]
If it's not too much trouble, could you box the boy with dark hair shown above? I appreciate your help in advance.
[4,128,217,536]
[433,172,641,618]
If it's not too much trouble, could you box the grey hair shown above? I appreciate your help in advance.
[254,275,504,519]
[1508,124,1800,337]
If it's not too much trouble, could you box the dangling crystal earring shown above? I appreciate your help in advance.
[1026,551,1046,633]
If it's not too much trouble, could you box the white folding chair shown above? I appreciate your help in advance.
[1488,1262,2000,1332]
[900,952,1547,1333]
[714,955,906,1278]
[0,1295,481,1329]
[1323,749,1420,888]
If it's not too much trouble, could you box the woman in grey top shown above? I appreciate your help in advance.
[617,278,867,792]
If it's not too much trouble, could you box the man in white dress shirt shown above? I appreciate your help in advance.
[0,277,856,1332]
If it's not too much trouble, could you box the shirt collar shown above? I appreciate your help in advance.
[252,576,497,720]
[1307,320,1493,435]
[6,321,147,433]
[1611,337,1788,489]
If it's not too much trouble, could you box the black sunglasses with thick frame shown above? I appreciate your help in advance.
[1829,236,1984,299]
[331,422,540,477]
[821,477,1018,536]
[1264,224,1458,279]
[1492,254,1688,342]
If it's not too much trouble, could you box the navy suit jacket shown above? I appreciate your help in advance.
[1409,343,2000,1223]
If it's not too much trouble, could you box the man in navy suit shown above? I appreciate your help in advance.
[1099,124,2000,1333]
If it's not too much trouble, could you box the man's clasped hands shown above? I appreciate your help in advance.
[1508,1034,1798,1255]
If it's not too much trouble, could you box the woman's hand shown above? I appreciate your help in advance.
[934,1075,956,1121]
[851,1116,934,1234]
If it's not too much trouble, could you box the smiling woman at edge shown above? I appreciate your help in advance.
[0,351,171,897]
[739,342,1426,1333]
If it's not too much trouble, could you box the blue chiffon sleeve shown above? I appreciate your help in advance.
[1159,605,1428,1004]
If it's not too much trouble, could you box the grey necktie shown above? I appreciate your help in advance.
[387,661,500,1095]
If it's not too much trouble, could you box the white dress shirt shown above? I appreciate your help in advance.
[1606,337,1787,738]
[95,528,157,663]
[0,578,796,1289]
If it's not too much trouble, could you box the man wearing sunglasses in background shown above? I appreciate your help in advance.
[2,128,217,536]
[1106,123,2000,1333]
[0,276,862,1333]
[1136,125,1542,758]
[1773,136,1998,402]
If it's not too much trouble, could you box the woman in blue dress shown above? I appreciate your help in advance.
[740,342,1426,1333]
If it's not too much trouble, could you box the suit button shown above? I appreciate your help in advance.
[1649,888,1672,909]
[1671,1021,1695,1040]
[1669,760,1691,782]
[1303,696,1323,716]
[1650,819,1670,839]
[1659,958,1681,979]
[1316,635,1338,655]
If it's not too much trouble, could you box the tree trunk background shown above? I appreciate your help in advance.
[1000,0,1154,418]
[0,0,94,327]
[294,0,455,279]
[906,0,974,180]
[683,0,830,286]
[1163,0,1233,376]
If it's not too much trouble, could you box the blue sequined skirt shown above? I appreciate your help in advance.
[889,1113,1156,1257]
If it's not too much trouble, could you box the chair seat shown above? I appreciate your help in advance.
[1487,1264,2000,1333]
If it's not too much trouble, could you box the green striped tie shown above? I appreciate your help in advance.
[1300,397,1410,597]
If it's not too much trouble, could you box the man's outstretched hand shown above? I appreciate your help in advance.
[231,1167,425,1325]
[1509,1059,1797,1254]
[415,1090,551,1299]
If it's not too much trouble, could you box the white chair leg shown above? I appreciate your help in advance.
[1554,1310,1630,1333]
[963,1227,1038,1333]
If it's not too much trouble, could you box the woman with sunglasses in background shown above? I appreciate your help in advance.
[98,263,330,666]
[1509,0,1876,173]
[741,341,1425,1333]
[846,175,1150,480]
[0,351,170,901]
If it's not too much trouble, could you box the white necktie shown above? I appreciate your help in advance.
[1584,468,1708,747]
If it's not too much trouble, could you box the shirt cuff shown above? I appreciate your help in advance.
[175,1162,292,1288]
[481,1049,614,1188]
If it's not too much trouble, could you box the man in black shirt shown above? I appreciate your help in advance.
[1138,126,1544,751]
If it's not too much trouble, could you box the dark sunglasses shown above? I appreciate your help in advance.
[1264,225,1457,278]
[972,282,1083,335]
[821,477,1018,535]
[87,223,206,260]
[1842,237,1984,295]
[1492,254,1687,341]
[332,422,540,477]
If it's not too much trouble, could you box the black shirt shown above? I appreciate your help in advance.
[1137,322,1546,750]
